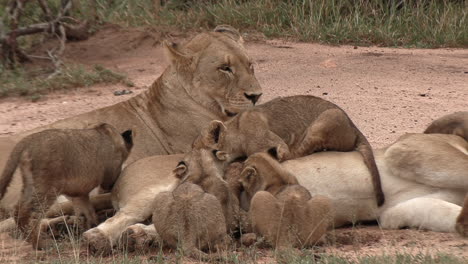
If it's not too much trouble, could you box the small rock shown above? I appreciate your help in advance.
[322,92,328,96]
[114,90,133,96]
[418,93,428,97]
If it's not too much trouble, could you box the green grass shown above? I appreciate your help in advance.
[0,64,134,100]
[91,0,468,48]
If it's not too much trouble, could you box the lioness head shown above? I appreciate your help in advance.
[239,152,298,201]
[193,110,290,161]
[163,25,262,118]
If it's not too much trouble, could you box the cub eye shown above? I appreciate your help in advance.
[219,64,232,73]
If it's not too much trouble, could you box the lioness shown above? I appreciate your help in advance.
[152,182,229,261]
[80,132,466,253]
[196,95,385,206]
[0,25,262,248]
[241,153,333,249]
[424,111,468,141]
[0,124,133,249]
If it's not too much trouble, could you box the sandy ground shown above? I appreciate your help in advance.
[0,25,467,262]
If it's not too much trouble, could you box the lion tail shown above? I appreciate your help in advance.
[0,141,26,200]
[355,131,385,207]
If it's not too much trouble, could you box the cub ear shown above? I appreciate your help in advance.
[212,149,229,161]
[214,25,243,44]
[121,129,133,146]
[267,144,290,162]
[201,120,227,147]
[240,166,257,186]
[163,40,192,67]
[173,161,187,179]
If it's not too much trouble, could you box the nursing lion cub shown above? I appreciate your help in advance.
[152,182,229,261]
[240,153,333,249]
[197,95,384,206]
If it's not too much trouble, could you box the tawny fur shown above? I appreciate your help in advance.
[241,153,333,249]
[199,95,385,206]
[424,111,468,141]
[152,182,228,261]
[0,124,132,249]
[0,24,261,218]
[456,194,468,237]
[174,148,249,234]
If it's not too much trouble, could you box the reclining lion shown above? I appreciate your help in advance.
[0,25,262,228]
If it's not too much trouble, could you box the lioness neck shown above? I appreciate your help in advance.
[136,68,225,154]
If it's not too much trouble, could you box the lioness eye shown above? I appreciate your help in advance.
[249,63,254,73]
[219,65,232,73]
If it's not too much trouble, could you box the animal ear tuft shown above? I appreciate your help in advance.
[241,166,256,182]
[163,40,191,66]
[121,129,133,148]
[214,25,243,44]
[212,150,228,161]
[203,120,226,146]
[267,144,289,162]
[173,161,187,179]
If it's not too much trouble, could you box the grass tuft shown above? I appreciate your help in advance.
[0,64,134,100]
[91,0,468,48]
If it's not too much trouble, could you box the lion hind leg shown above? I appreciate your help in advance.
[301,195,334,247]
[379,197,461,233]
[384,134,468,190]
[249,191,285,248]
[290,109,356,158]
[456,194,468,237]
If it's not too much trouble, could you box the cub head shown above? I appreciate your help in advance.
[239,152,298,201]
[93,123,134,191]
[194,110,290,161]
[173,148,229,187]
[163,25,262,118]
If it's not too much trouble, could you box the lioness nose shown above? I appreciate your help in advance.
[244,93,262,105]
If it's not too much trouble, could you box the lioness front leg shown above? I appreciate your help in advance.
[83,209,149,255]
[456,194,468,237]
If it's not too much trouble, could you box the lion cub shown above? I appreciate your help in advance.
[240,152,333,249]
[0,123,133,249]
[152,182,228,261]
[456,194,468,237]
[424,111,468,141]
[173,148,248,234]
[197,95,385,206]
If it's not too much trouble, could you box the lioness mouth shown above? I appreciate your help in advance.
[224,110,238,117]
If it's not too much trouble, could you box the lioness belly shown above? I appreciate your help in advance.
[111,154,183,210]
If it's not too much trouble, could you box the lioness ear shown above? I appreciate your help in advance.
[212,149,229,161]
[214,25,243,44]
[163,41,192,66]
[173,161,187,179]
[203,120,226,146]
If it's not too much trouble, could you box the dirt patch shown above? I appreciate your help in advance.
[0,26,467,262]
